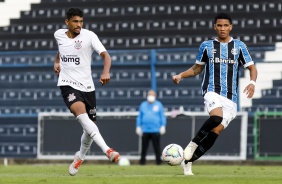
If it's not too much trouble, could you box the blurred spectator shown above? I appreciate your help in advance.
[136,89,166,165]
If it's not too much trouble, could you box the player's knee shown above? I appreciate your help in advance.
[210,116,223,126]
[212,124,224,135]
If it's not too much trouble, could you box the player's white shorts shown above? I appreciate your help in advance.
[204,92,237,129]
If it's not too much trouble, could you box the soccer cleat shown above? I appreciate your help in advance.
[106,148,120,163]
[181,160,194,176]
[184,141,198,160]
[69,151,83,176]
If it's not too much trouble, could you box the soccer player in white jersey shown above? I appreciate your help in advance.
[53,7,120,176]
[172,13,258,175]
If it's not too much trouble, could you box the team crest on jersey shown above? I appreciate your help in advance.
[231,48,238,55]
[211,49,217,54]
[67,93,76,102]
[74,40,82,50]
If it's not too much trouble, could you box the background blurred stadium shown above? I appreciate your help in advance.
[0,0,282,163]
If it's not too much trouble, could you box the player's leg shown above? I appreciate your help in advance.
[192,115,223,144]
[184,92,223,161]
[60,86,89,175]
[182,107,223,176]
[140,133,150,165]
[187,124,223,163]
[151,133,161,165]
[79,130,94,160]
[80,91,119,162]
[184,94,237,169]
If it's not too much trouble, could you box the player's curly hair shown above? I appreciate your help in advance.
[214,13,232,24]
[66,8,83,19]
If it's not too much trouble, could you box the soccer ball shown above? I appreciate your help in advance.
[162,144,184,166]
[118,157,130,166]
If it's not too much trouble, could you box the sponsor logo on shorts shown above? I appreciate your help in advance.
[89,108,96,115]
[209,101,215,107]
[67,93,76,102]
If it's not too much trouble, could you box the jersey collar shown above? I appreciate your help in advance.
[214,37,233,43]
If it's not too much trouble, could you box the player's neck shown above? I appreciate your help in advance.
[66,31,79,39]
[217,36,231,43]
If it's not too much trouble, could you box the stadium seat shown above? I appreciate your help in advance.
[195,20,212,29]
[144,37,158,48]
[216,4,232,13]
[155,5,169,15]
[128,37,142,48]
[265,2,281,12]
[148,21,163,30]
[109,6,122,16]
[170,5,185,14]
[124,6,138,15]
[249,3,264,13]
[159,37,174,47]
[244,19,258,28]
[140,6,153,15]
[21,40,37,50]
[158,88,177,99]
[7,40,21,50]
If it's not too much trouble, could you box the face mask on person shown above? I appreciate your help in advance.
[147,95,156,103]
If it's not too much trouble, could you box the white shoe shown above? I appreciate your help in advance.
[181,160,194,176]
[69,151,83,176]
[184,141,198,160]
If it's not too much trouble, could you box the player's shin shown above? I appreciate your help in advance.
[185,131,219,163]
[192,116,222,144]
[79,131,94,160]
[77,113,110,153]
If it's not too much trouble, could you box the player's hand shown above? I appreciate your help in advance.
[54,62,60,75]
[243,83,255,98]
[172,75,182,84]
[100,72,110,86]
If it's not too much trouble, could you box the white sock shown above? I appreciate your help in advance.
[77,113,110,153]
[79,131,93,160]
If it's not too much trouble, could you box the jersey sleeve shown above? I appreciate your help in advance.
[196,41,208,65]
[90,31,106,55]
[238,41,254,68]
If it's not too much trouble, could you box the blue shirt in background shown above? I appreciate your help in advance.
[136,100,166,133]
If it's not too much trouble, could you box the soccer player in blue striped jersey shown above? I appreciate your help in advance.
[172,13,257,176]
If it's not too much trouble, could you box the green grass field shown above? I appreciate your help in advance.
[1,164,282,184]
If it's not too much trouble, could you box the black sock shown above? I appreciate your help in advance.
[192,116,221,144]
[185,131,219,164]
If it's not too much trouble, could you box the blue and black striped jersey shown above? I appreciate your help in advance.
[196,37,254,103]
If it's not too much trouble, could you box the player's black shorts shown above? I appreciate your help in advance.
[60,86,97,121]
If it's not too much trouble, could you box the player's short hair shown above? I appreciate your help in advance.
[214,13,232,25]
[66,8,83,19]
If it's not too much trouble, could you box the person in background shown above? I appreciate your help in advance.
[136,89,167,165]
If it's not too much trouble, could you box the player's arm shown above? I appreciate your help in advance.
[172,64,204,84]
[54,52,60,75]
[243,64,258,98]
[100,51,112,86]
